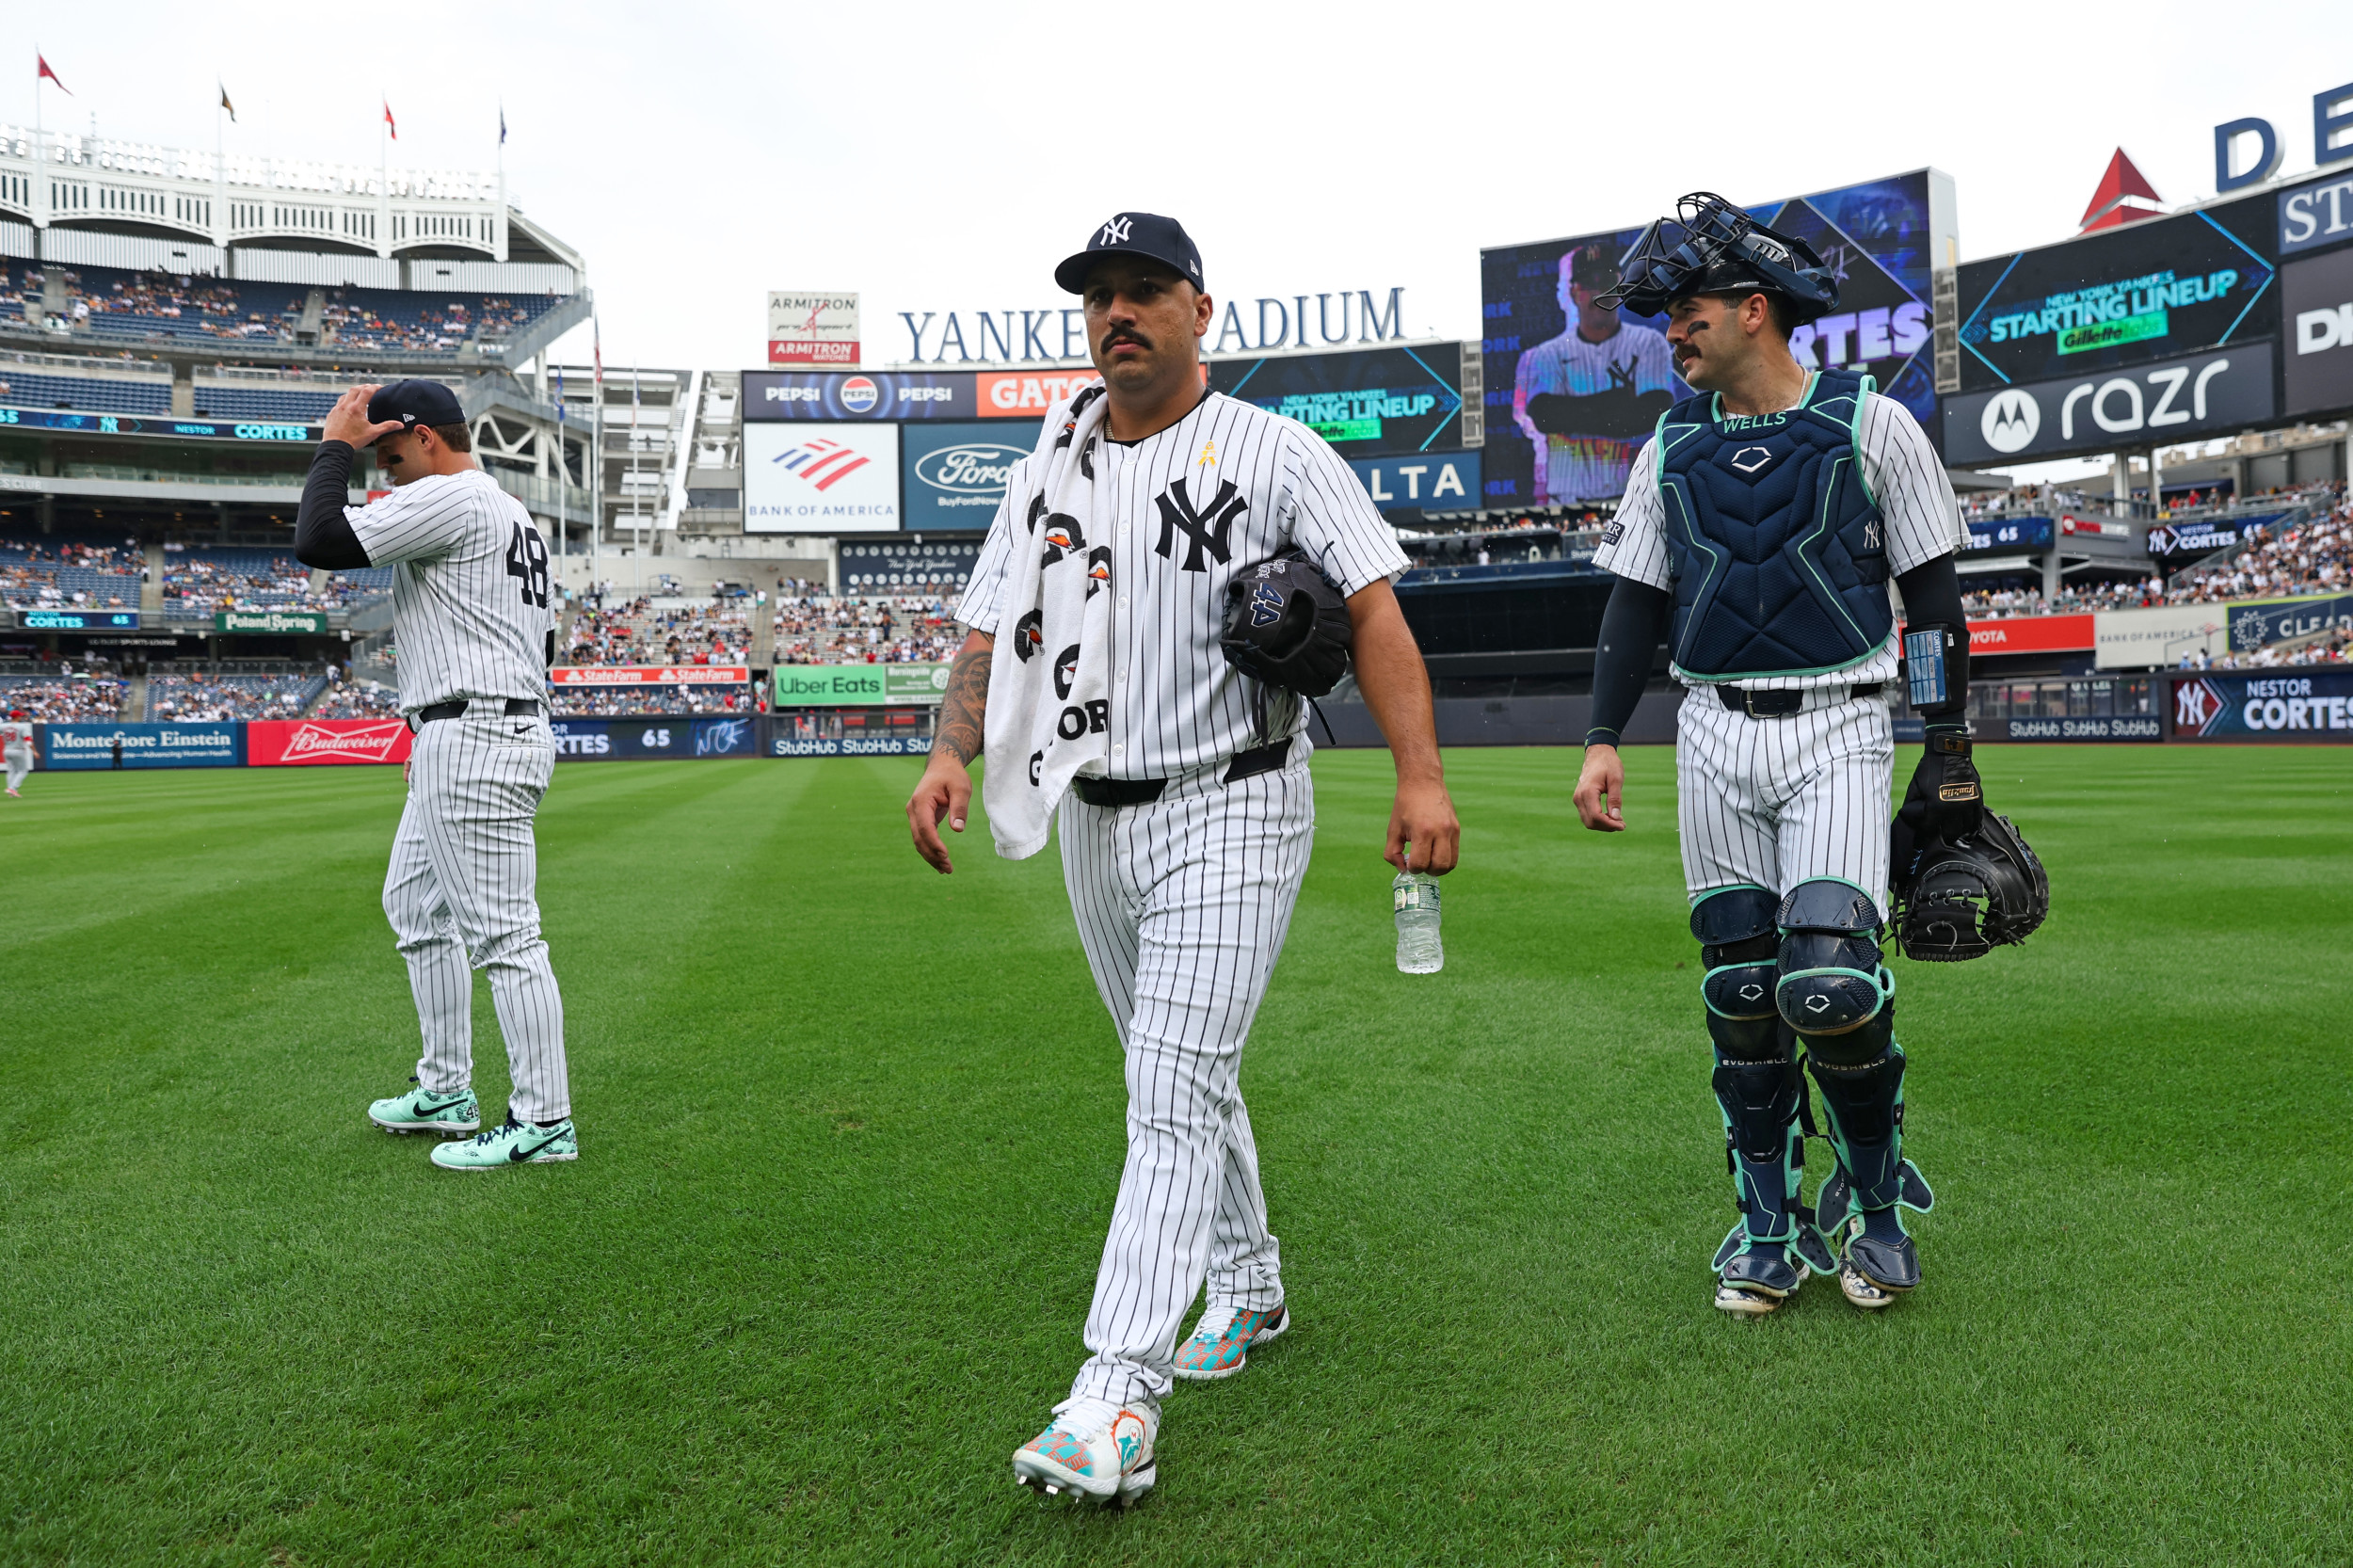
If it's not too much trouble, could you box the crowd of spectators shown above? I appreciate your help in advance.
[773,591,960,664]
[2161,489,2350,606]
[311,680,403,718]
[563,597,754,667]
[319,293,536,354]
[0,675,125,721]
[0,538,143,609]
[549,686,759,717]
[147,670,321,721]
[10,266,295,342]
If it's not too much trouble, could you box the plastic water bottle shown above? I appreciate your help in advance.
[1393,869,1443,974]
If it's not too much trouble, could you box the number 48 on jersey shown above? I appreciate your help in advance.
[504,521,550,608]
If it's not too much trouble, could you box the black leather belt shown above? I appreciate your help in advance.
[1070,739,1292,808]
[408,697,542,730]
[1716,682,1882,718]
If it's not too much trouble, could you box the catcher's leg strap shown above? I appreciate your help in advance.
[1775,878,1894,1034]
[1808,1045,1934,1220]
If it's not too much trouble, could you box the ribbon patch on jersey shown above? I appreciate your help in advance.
[1248,582,1285,629]
[1729,446,1773,474]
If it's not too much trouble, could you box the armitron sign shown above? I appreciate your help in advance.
[768,292,860,367]
[246,717,413,766]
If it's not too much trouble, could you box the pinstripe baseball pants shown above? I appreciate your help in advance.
[382,712,570,1122]
[1058,756,1315,1411]
[1675,686,1895,905]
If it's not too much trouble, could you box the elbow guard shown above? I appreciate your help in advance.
[1900,622,1969,718]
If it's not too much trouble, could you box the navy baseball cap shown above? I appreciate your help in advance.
[1055,212,1205,296]
[367,379,464,430]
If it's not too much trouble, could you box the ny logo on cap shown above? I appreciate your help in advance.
[1101,216,1133,246]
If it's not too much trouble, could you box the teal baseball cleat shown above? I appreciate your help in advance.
[368,1078,480,1137]
[1012,1398,1157,1506]
[1171,1302,1289,1381]
[429,1112,577,1170]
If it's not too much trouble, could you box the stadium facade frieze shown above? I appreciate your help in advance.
[893,288,1406,363]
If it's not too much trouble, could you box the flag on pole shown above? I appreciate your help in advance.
[38,54,70,94]
[499,106,507,146]
[382,99,397,139]
[218,83,236,121]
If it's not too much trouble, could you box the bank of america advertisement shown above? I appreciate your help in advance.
[1480,169,1950,508]
[744,423,901,534]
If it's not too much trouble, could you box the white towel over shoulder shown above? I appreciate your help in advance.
[983,385,1115,860]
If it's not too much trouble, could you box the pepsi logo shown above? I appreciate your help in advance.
[840,376,881,413]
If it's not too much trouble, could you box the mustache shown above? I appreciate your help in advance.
[1100,328,1151,351]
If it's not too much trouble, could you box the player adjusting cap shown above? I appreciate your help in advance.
[1055,212,1205,295]
[366,379,465,430]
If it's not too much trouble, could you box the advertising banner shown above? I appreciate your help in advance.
[246,717,411,766]
[2002,713,2165,742]
[0,409,313,441]
[216,610,327,634]
[1348,450,1481,514]
[900,422,1028,531]
[1962,615,2095,655]
[1481,170,1946,507]
[692,716,759,757]
[2225,591,2353,655]
[2277,169,2353,258]
[1941,342,2276,465]
[837,539,984,591]
[2145,515,2267,561]
[742,371,975,422]
[766,292,860,366]
[1962,516,2054,552]
[974,368,1108,421]
[744,422,900,534]
[1955,197,2278,392]
[2281,245,2353,418]
[2172,671,2353,739]
[768,734,928,758]
[43,721,242,769]
[2096,604,2230,667]
[1209,344,1465,458]
[549,665,751,687]
[770,664,951,707]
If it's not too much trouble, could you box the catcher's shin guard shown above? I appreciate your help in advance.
[1709,1047,1835,1291]
[1808,1039,1935,1291]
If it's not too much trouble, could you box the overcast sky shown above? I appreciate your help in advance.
[7,0,2348,383]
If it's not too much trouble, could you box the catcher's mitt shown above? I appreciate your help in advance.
[1219,551,1353,697]
[1890,811,2050,962]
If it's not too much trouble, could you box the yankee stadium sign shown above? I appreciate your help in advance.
[898,288,1407,362]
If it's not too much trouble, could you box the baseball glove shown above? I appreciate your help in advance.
[1889,811,2050,962]
[1220,551,1353,697]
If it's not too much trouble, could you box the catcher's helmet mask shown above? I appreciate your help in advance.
[1596,191,1840,325]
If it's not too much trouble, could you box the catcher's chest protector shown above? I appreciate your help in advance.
[1656,369,1893,680]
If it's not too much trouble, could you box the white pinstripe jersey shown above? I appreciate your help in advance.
[961,391,1407,780]
[1593,379,1965,691]
[345,469,555,714]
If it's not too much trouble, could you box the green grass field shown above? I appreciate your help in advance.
[4,744,2349,1566]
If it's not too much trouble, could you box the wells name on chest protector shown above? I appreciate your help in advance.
[1654,369,1892,679]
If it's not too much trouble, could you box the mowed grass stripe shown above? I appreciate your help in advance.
[2,745,2348,1565]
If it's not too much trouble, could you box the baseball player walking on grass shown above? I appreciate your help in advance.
[905,213,1459,1506]
[3,710,33,795]
[295,380,576,1172]
[1573,195,1987,1317]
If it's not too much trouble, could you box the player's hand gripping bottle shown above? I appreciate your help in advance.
[1392,856,1443,974]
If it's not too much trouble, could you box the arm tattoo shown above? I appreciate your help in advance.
[932,644,992,767]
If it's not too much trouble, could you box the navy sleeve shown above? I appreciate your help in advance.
[295,442,372,570]
[1585,577,1673,746]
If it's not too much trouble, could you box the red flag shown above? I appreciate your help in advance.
[37,54,70,94]
[382,99,397,139]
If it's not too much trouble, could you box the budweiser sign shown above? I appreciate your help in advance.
[247,717,414,766]
[549,665,751,687]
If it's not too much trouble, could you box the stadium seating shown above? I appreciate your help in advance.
[0,674,128,721]
[564,599,758,668]
[0,369,171,415]
[0,538,144,610]
[770,593,962,666]
[145,670,327,721]
[188,384,339,422]
[311,682,402,718]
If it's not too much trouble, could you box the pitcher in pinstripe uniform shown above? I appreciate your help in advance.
[296,380,578,1171]
[905,214,1459,1505]
[1572,195,1981,1317]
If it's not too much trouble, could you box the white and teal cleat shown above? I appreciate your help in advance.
[1012,1398,1158,1507]
[429,1112,577,1171]
[367,1079,480,1137]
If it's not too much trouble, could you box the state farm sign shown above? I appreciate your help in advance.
[246,717,414,766]
[548,665,751,686]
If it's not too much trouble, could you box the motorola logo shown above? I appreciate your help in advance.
[1980,388,2041,454]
